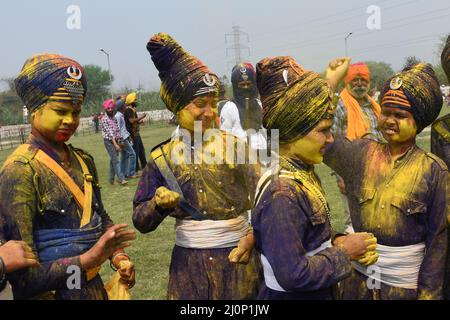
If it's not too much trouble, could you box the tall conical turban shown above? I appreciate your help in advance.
[147,33,219,113]
[256,56,333,143]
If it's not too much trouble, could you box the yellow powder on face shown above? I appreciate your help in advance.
[177,108,196,132]
[32,102,79,143]
[390,118,417,143]
[280,119,333,165]
[287,134,325,164]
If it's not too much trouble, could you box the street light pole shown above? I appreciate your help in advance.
[345,32,353,57]
[100,48,114,100]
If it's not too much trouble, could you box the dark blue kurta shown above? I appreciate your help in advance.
[324,137,448,300]
[251,158,352,300]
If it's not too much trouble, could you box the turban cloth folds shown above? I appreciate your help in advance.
[14,53,87,113]
[146,33,219,114]
[126,92,137,106]
[102,99,115,110]
[256,56,333,143]
[381,63,442,133]
[441,35,450,83]
[344,62,371,85]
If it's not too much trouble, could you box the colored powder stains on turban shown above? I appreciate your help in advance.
[15,53,87,112]
[441,35,450,82]
[256,56,333,143]
[146,33,219,114]
[344,62,370,85]
[126,92,137,106]
[381,63,442,133]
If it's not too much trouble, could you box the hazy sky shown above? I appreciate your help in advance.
[0,0,448,91]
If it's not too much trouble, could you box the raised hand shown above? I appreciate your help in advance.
[326,57,352,92]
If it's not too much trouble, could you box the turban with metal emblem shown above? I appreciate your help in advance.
[256,56,333,143]
[15,53,87,112]
[146,33,219,114]
[381,63,442,133]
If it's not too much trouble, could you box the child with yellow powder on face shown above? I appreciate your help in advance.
[132,33,261,300]
[0,53,136,300]
[250,56,378,300]
[325,62,448,300]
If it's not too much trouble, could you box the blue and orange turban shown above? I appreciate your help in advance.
[15,53,87,113]
[381,63,442,133]
[146,33,219,114]
[257,56,333,143]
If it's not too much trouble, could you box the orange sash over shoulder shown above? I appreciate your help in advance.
[340,88,381,140]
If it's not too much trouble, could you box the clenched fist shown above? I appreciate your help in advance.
[155,186,180,209]
[326,57,352,92]
[334,232,378,265]
[228,233,255,265]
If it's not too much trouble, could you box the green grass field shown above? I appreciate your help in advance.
[0,108,446,299]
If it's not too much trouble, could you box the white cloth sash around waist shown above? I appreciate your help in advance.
[352,242,426,290]
[261,239,332,292]
[175,215,249,249]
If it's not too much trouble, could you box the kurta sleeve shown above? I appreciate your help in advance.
[0,162,88,299]
[132,158,172,233]
[255,185,352,291]
[323,136,366,180]
[417,162,448,300]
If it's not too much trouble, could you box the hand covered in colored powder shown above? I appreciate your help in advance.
[357,249,379,266]
[115,260,136,288]
[0,240,39,272]
[326,57,352,91]
[155,186,180,209]
[335,232,377,262]
[228,233,255,264]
